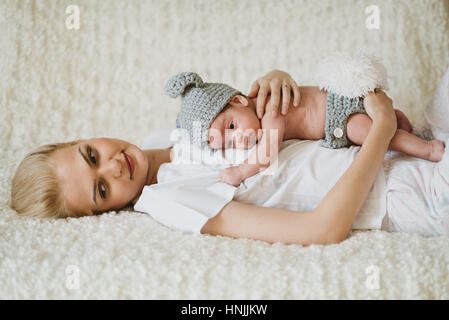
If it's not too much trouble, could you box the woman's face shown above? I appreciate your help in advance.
[51,137,149,217]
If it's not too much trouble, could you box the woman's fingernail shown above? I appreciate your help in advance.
[272,110,277,116]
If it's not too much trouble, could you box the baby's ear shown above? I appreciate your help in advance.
[228,94,249,107]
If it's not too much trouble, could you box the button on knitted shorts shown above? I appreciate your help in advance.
[320,91,367,149]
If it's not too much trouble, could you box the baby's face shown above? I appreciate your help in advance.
[208,104,261,149]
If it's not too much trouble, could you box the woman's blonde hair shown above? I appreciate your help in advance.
[10,141,80,219]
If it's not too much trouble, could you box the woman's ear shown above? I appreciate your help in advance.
[228,95,249,107]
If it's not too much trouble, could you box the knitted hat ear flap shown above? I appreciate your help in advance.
[164,72,204,98]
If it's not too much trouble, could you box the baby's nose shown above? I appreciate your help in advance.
[233,130,244,141]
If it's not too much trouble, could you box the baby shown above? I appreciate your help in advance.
[165,72,446,187]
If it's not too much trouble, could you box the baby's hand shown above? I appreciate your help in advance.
[219,166,244,187]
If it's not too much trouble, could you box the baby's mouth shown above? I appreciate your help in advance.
[238,134,257,149]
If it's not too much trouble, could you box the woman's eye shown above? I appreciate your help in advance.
[99,183,106,199]
[229,121,235,130]
[87,146,96,164]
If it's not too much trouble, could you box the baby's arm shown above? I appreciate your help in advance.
[219,115,285,186]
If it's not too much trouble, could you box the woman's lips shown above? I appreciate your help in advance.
[123,152,135,179]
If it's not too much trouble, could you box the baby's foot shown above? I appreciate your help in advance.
[427,139,446,162]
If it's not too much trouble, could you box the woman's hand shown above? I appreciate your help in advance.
[363,90,397,136]
[247,70,301,119]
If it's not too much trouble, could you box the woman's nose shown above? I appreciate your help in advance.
[99,158,122,178]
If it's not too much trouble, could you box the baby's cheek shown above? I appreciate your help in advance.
[208,134,224,149]
[208,128,223,146]
[208,136,221,149]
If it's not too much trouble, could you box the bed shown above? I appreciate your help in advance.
[1,0,449,299]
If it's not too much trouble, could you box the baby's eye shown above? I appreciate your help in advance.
[229,121,235,130]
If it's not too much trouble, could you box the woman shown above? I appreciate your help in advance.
[10,70,447,245]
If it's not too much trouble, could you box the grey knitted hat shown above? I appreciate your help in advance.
[164,72,241,148]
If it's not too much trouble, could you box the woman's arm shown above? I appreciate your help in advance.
[201,201,332,246]
[201,91,397,245]
[314,116,395,242]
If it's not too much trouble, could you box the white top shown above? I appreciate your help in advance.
[134,127,387,234]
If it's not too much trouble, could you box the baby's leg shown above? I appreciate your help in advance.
[394,109,413,133]
[388,130,445,162]
[347,113,445,162]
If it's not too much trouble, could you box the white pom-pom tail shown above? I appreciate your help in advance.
[314,50,389,98]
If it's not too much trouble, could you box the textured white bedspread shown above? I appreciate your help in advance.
[1,0,449,299]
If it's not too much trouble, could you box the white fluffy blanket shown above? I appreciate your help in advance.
[1,0,449,299]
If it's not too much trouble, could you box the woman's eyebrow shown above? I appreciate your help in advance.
[78,146,92,168]
[78,146,97,206]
